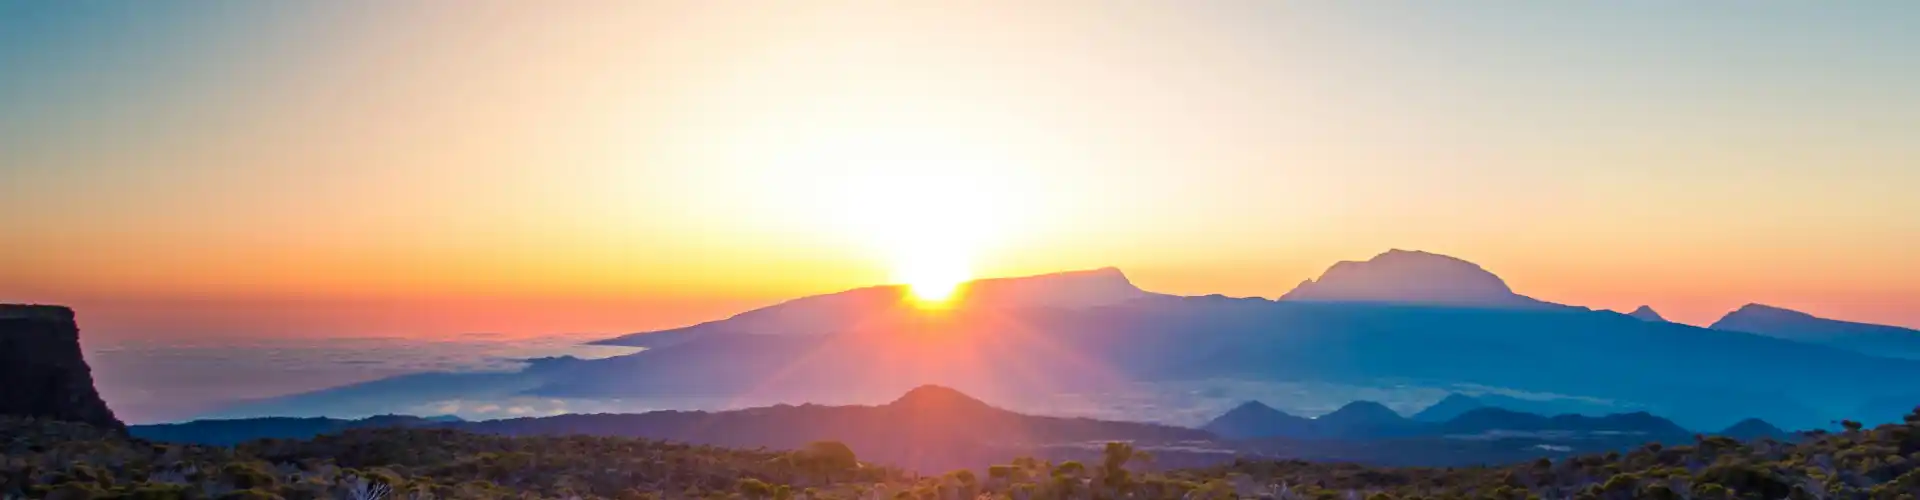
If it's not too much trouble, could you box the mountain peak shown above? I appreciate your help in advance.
[1201,400,1315,439]
[1412,393,1487,422]
[1280,250,1554,309]
[1708,303,1920,360]
[887,385,996,413]
[1713,303,1815,326]
[1628,306,1667,322]
[1719,418,1788,440]
[1220,400,1285,417]
[1321,400,1405,423]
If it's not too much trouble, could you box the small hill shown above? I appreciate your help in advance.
[888,384,997,411]
[1628,305,1667,322]
[1201,401,1317,439]
[1279,250,1561,309]
[1315,401,1421,438]
[1710,304,1920,360]
[1719,418,1789,441]
[1412,393,1487,422]
[0,305,123,431]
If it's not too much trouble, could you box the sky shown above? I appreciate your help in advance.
[3,0,1918,342]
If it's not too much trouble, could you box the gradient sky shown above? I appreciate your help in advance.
[4,1,1917,341]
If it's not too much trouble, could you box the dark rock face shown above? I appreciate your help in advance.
[0,305,124,430]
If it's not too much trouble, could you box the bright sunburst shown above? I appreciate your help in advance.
[814,167,1001,308]
[896,252,970,304]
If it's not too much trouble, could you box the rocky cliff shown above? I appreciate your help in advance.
[0,304,124,430]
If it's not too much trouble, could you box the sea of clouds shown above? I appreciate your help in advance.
[86,334,639,424]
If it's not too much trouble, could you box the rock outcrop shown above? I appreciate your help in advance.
[1,305,124,430]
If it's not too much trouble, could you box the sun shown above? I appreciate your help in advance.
[821,172,1000,308]
[896,252,971,305]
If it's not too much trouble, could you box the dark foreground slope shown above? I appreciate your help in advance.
[149,386,1805,470]
[24,408,1920,499]
[5,417,905,499]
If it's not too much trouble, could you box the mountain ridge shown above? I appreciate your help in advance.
[218,250,1920,431]
[1711,303,1920,360]
[593,267,1156,348]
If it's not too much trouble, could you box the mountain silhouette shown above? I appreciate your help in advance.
[1315,401,1421,438]
[1279,250,1562,309]
[1412,394,1487,422]
[1718,418,1789,441]
[155,386,1218,473]
[1196,398,1695,444]
[228,250,1920,432]
[1201,401,1316,439]
[1628,306,1667,322]
[594,267,1154,348]
[886,384,1001,414]
[149,389,1716,470]
[1710,304,1920,360]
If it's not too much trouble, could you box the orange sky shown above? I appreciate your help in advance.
[3,2,1917,340]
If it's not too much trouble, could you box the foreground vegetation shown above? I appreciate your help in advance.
[6,409,1920,499]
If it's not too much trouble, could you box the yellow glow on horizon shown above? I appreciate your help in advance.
[898,252,970,306]
[767,132,1016,309]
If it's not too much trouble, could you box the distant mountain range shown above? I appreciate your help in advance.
[1710,303,1920,361]
[141,386,1793,470]
[149,386,1225,472]
[216,249,1920,432]
[1203,395,1699,443]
